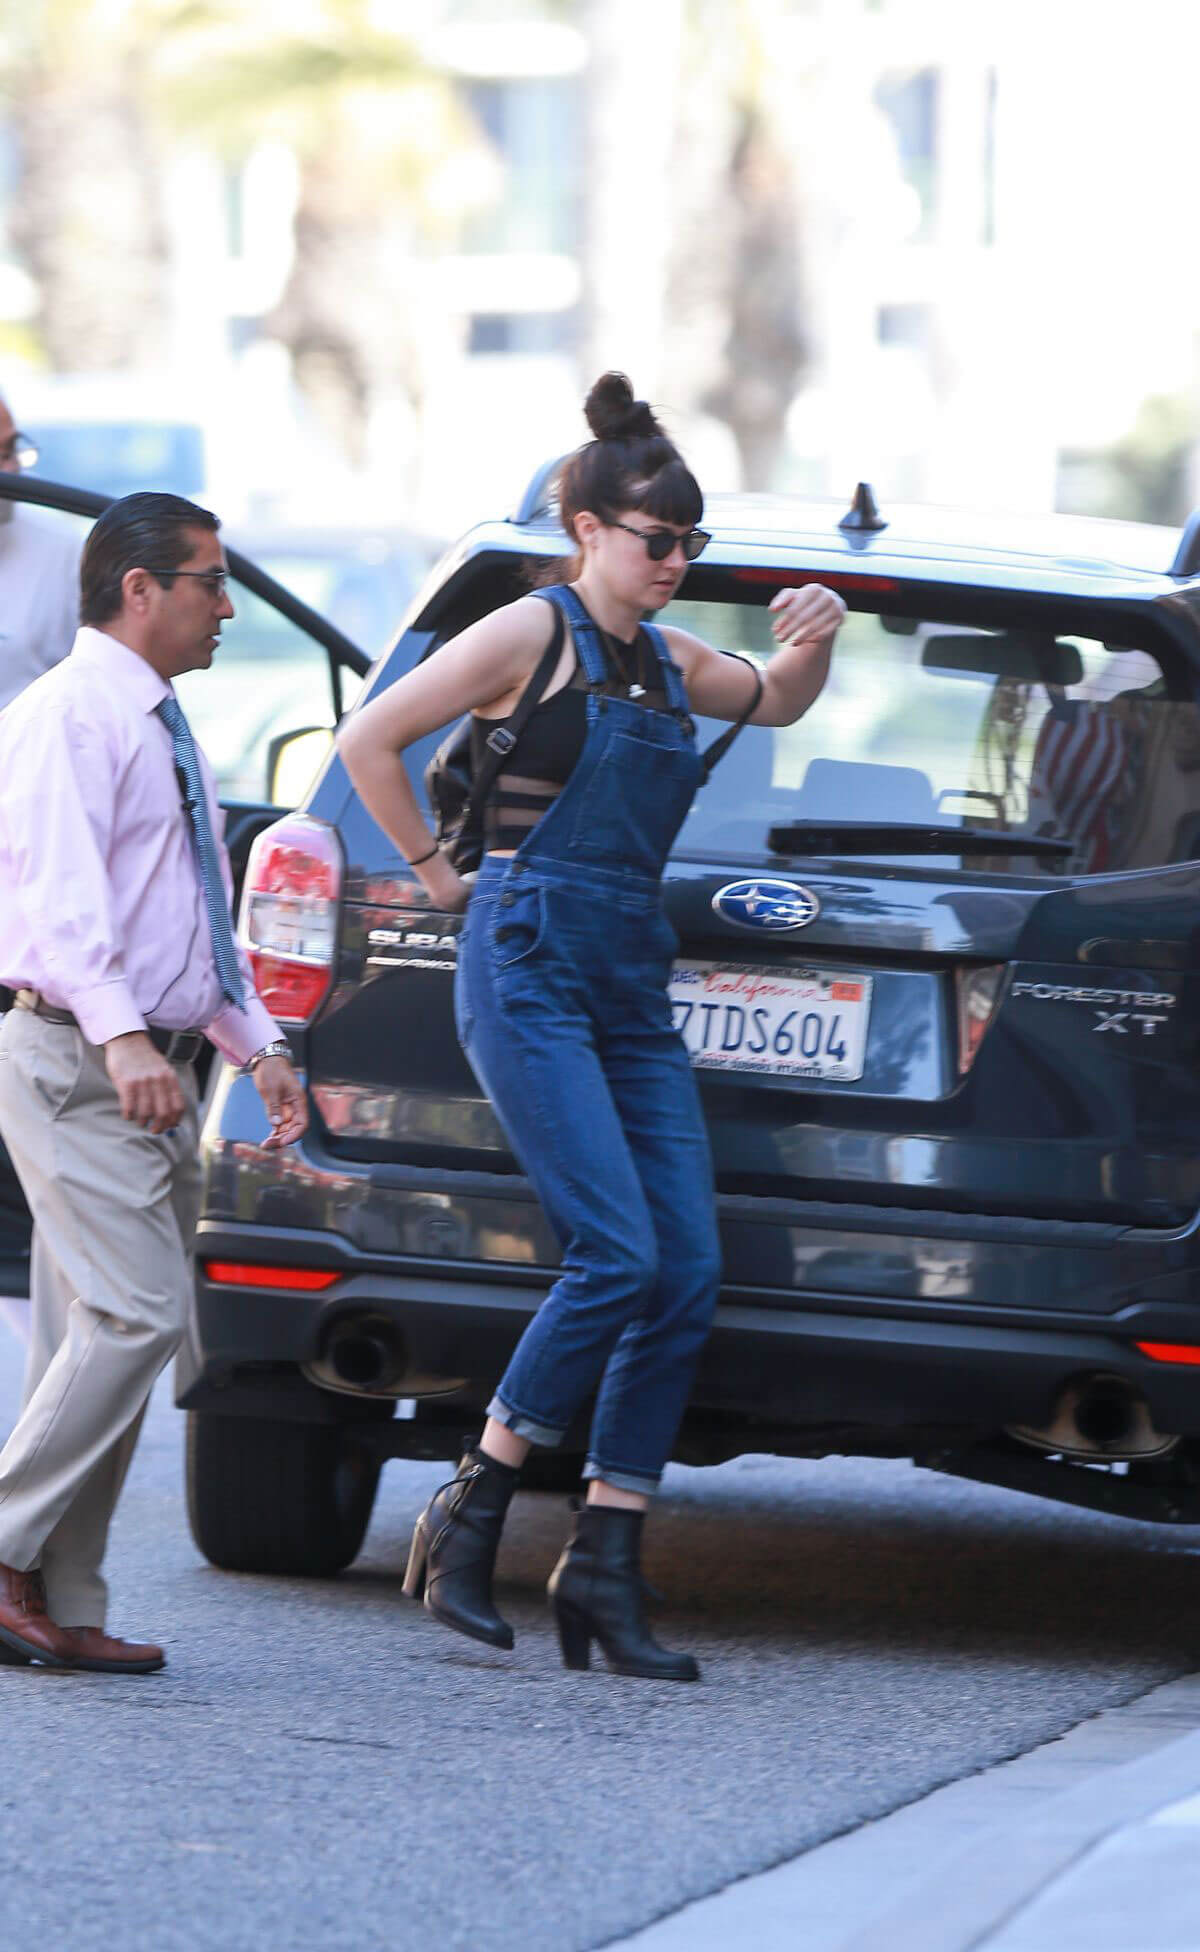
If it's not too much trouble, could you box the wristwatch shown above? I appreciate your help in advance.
[247,1039,292,1071]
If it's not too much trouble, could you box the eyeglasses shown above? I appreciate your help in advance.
[607,519,711,563]
[144,567,230,596]
[0,431,38,471]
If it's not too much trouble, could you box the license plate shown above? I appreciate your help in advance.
[670,961,873,1080]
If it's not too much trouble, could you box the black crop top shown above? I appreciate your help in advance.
[471,615,670,852]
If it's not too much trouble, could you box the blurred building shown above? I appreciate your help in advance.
[0,0,1197,534]
[789,0,1200,523]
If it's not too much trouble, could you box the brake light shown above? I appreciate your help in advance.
[203,1261,340,1291]
[955,965,1004,1075]
[239,813,342,1025]
[1135,1342,1200,1366]
[732,569,900,593]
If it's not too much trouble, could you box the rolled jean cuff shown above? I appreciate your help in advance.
[486,1393,564,1448]
[583,1458,661,1497]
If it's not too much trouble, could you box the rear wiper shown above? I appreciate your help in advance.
[767,821,1075,860]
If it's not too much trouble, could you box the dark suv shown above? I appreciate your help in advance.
[178,469,1200,1576]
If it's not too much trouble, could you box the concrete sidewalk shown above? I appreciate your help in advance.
[617,1670,1200,1952]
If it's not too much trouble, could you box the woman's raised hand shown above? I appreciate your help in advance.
[768,582,846,647]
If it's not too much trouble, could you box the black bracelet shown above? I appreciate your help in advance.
[406,842,440,867]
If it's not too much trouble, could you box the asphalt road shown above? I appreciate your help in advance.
[3,1300,1200,1952]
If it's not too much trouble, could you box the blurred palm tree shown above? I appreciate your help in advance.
[0,0,493,467]
[2,0,807,489]
[151,0,493,467]
[0,0,172,371]
[666,0,808,489]
[580,0,808,490]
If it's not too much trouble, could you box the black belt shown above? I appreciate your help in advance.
[13,990,205,1063]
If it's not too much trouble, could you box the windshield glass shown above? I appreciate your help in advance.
[664,599,1197,875]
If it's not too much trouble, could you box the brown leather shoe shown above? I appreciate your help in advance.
[58,1626,166,1675]
[0,1564,70,1667]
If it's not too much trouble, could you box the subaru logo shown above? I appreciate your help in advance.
[712,878,821,931]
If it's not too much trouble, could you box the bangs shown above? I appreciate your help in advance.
[634,459,704,528]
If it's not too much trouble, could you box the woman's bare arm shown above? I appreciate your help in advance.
[665,582,846,727]
[337,594,557,910]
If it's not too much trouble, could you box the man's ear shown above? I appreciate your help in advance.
[120,567,158,612]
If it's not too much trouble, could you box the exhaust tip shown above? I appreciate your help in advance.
[311,1314,408,1396]
[1007,1373,1178,1462]
[1073,1379,1138,1449]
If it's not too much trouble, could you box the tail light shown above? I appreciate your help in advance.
[1135,1341,1200,1366]
[203,1261,340,1292]
[239,813,342,1025]
[955,964,1005,1075]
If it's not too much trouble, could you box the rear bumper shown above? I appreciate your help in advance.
[179,1217,1200,1438]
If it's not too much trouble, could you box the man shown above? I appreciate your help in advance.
[0,491,307,1675]
[0,391,80,711]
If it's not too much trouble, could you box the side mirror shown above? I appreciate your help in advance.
[266,725,334,807]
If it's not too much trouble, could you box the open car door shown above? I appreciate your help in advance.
[0,471,373,1292]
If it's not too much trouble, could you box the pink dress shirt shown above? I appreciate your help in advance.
[0,626,280,1067]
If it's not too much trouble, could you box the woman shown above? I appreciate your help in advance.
[338,373,844,1682]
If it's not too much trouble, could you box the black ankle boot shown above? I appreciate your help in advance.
[547,1503,700,1682]
[403,1448,519,1650]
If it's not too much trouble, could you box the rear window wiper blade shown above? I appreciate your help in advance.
[767,821,1074,860]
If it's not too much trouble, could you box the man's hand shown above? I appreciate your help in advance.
[104,1030,187,1134]
[252,1054,309,1149]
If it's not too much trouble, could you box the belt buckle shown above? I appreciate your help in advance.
[163,1029,198,1062]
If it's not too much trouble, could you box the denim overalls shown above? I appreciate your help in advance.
[455,584,722,1496]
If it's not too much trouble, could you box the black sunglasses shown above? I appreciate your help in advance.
[607,519,711,563]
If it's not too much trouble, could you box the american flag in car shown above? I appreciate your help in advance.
[1026,699,1129,872]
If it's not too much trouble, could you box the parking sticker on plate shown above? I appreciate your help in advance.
[670,962,873,1080]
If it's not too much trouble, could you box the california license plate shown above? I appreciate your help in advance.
[670,962,873,1080]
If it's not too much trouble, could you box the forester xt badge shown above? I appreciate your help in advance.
[1010,980,1175,1037]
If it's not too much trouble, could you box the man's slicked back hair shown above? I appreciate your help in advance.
[80,491,221,627]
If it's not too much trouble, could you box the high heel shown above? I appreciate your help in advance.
[401,1531,428,1602]
[553,1598,592,1671]
[547,1503,700,1683]
[405,1448,519,1650]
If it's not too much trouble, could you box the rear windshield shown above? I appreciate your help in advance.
[666,600,1200,875]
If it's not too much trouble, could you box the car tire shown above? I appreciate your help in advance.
[186,1412,381,1577]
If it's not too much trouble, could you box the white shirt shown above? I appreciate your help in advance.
[0,626,280,1066]
[0,504,81,712]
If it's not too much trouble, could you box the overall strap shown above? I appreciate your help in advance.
[534,584,609,689]
[697,652,765,781]
[641,621,691,717]
[464,602,565,830]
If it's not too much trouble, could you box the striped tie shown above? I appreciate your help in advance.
[155,695,246,1010]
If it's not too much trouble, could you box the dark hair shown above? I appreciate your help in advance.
[79,491,221,626]
[557,372,703,560]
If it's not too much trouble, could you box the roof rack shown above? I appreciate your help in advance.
[1169,508,1200,578]
[511,453,568,526]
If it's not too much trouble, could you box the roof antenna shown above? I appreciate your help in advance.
[838,482,888,533]
[1169,508,1200,578]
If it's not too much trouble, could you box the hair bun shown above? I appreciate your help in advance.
[584,371,662,443]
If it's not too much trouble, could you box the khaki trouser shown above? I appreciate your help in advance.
[0,1010,201,1625]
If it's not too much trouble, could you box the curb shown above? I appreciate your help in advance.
[615,1671,1200,1951]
